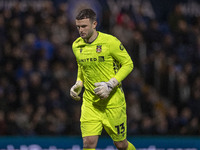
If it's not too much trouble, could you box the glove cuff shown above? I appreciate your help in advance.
[108,78,119,88]
[76,80,83,87]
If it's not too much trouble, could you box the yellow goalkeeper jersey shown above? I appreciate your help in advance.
[72,31,133,108]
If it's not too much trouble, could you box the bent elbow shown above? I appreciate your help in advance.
[129,61,134,72]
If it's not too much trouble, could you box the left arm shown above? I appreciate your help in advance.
[110,39,134,83]
[94,38,134,99]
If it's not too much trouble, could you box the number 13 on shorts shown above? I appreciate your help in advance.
[115,122,125,135]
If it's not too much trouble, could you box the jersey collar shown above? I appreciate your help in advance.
[85,31,100,44]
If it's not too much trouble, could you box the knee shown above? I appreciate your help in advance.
[83,136,98,148]
[114,140,128,150]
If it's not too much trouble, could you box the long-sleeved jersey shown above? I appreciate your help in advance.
[72,31,133,108]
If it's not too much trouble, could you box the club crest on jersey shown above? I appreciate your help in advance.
[96,45,102,53]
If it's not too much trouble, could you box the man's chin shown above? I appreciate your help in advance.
[81,36,86,39]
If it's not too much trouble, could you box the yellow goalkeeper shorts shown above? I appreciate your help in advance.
[80,103,127,141]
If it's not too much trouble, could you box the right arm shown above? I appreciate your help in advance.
[77,63,84,83]
[70,42,83,101]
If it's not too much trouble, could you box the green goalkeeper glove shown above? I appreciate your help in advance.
[94,78,119,99]
[70,81,83,101]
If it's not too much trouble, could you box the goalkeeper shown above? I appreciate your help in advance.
[70,8,136,150]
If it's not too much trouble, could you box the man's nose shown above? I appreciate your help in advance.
[79,27,83,32]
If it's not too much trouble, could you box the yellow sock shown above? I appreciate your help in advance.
[127,141,136,150]
[83,149,95,150]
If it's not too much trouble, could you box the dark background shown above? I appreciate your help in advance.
[0,0,200,136]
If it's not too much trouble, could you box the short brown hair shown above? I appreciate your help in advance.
[76,9,96,22]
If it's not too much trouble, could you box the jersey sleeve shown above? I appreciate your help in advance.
[77,63,84,82]
[110,38,134,82]
[72,41,84,83]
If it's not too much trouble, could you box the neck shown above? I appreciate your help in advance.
[85,30,98,43]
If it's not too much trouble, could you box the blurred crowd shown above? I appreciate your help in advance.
[0,0,200,136]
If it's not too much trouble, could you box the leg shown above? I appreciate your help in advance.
[80,104,103,149]
[114,139,128,150]
[103,104,128,149]
[83,135,99,149]
[102,104,136,150]
[114,139,136,150]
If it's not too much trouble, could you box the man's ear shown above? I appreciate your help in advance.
[93,21,97,29]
